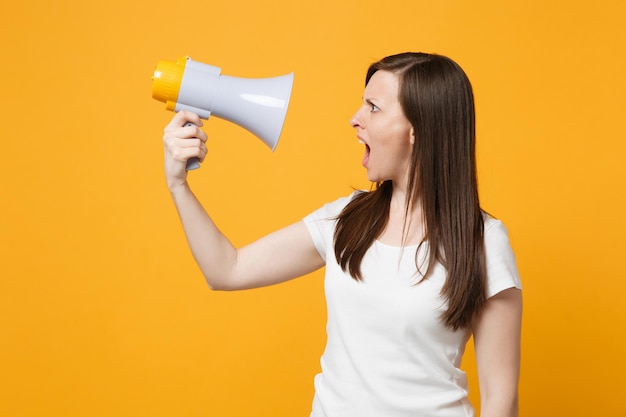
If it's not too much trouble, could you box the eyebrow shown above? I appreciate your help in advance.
[364,97,383,109]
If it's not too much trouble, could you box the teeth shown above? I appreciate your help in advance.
[358,139,365,144]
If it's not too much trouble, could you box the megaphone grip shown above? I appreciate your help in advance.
[186,158,201,171]
[184,122,201,171]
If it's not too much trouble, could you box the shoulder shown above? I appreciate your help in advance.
[302,191,365,260]
[483,214,512,244]
[304,190,365,222]
[482,213,522,297]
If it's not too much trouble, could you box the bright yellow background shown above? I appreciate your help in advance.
[1,0,624,416]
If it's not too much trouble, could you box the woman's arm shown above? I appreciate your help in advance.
[472,287,523,417]
[163,111,325,290]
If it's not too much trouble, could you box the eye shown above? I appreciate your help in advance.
[369,102,380,113]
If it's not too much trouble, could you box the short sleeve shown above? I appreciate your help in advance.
[483,217,522,298]
[303,192,360,262]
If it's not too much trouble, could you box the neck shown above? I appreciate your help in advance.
[378,181,424,246]
[389,180,420,216]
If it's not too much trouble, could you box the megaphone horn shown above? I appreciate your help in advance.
[152,56,294,170]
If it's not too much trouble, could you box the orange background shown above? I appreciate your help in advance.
[1,1,625,416]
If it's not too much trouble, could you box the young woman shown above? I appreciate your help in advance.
[162,52,522,417]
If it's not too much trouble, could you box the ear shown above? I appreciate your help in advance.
[409,127,415,145]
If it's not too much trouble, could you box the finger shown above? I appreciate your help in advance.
[176,137,204,149]
[181,124,208,142]
[164,137,206,162]
[178,110,203,127]
[165,111,203,132]
[198,142,208,162]
[163,125,207,149]
[166,139,204,162]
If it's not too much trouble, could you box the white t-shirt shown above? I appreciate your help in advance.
[303,192,522,417]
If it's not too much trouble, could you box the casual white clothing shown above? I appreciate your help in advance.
[303,192,522,417]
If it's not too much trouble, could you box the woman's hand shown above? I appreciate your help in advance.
[162,111,208,190]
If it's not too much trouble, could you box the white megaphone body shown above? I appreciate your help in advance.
[152,56,294,170]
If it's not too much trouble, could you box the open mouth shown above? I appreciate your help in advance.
[359,139,370,167]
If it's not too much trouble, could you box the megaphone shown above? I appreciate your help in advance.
[152,56,294,170]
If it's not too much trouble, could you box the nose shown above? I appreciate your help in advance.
[350,108,363,128]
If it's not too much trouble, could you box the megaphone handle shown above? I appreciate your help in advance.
[186,157,201,171]
[184,122,201,170]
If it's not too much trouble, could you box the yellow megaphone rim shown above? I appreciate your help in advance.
[151,56,189,111]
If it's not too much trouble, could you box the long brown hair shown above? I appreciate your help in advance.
[334,52,486,330]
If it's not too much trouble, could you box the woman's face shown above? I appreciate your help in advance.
[350,70,414,184]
